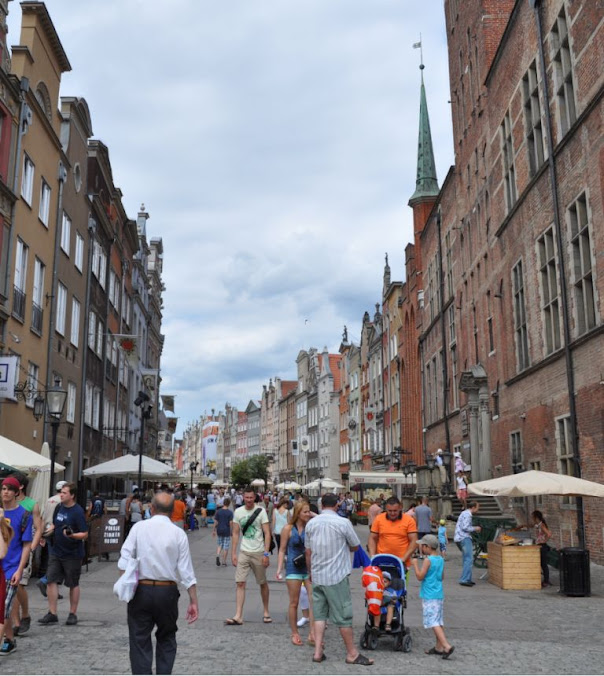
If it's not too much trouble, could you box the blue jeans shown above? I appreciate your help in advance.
[459,537,474,583]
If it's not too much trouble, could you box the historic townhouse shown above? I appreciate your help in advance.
[419,0,603,561]
[245,399,260,457]
[5,2,70,449]
[338,329,362,480]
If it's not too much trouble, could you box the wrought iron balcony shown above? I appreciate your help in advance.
[12,286,26,321]
[31,301,43,334]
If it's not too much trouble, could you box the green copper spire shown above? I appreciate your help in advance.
[409,66,439,203]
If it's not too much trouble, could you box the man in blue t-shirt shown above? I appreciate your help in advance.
[38,482,88,627]
[1,476,33,655]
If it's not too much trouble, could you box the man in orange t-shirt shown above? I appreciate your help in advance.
[170,493,187,529]
[368,497,417,564]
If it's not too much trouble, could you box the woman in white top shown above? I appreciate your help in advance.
[272,497,291,553]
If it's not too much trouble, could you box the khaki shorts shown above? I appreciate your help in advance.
[235,550,267,585]
[19,551,33,585]
[312,576,353,627]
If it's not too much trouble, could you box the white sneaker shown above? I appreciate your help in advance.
[297,617,309,627]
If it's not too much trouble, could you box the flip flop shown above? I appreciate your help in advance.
[425,647,444,655]
[263,616,273,623]
[291,634,304,646]
[345,654,374,666]
[312,654,327,663]
[224,618,243,626]
[442,646,455,660]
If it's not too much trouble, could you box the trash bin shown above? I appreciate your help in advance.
[559,547,591,597]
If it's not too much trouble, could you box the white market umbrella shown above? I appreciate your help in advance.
[304,477,344,491]
[276,481,302,491]
[468,470,604,498]
[211,480,229,488]
[29,442,54,508]
[250,478,273,487]
[0,434,65,474]
[83,454,177,479]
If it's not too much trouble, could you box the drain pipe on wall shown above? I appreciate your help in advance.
[532,0,585,549]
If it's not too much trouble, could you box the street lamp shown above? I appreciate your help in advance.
[33,378,67,497]
[134,391,152,492]
[441,448,453,495]
[319,471,324,497]
[189,460,199,489]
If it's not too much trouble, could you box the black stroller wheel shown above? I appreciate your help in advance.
[402,633,412,653]
[360,631,369,650]
[394,633,404,651]
[368,632,378,651]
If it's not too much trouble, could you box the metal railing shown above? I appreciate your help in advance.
[12,286,26,321]
[31,301,43,334]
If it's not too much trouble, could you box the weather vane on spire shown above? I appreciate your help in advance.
[413,34,424,71]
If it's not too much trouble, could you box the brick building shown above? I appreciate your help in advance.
[419,0,603,561]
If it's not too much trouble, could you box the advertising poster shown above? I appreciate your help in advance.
[201,420,220,476]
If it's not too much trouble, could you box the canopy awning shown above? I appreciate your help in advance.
[348,471,413,486]
[0,434,65,473]
[83,454,176,479]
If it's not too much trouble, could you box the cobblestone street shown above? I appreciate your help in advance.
[2,525,603,675]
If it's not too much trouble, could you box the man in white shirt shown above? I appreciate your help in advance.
[119,492,198,675]
[305,493,373,666]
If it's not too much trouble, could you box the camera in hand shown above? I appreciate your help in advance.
[63,525,74,536]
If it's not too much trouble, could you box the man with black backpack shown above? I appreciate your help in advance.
[87,491,106,520]
[224,487,272,626]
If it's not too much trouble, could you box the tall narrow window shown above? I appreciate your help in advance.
[445,232,453,299]
[538,228,561,354]
[550,7,576,136]
[13,239,29,320]
[39,180,51,226]
[75,232,84,271]
[450,343,458,410]
[32,258,45,334]
[84,381,93,426]
[66,382,77,423]
[556,415,575,504]
[501,111,517,211]
[21,155,34,204]
[70,298,80,347]
[61,213,71,256]
[522,60,545,176]
[88,311,96,350]
[568,193,596,335]
[512,261,530,371]
[56,283,67,335]
[510,431,523,473]
[96,319,104,357]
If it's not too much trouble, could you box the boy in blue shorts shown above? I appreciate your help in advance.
[438,519,448,559]
[411,534,454,659]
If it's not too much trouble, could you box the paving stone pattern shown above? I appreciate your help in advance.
[3,525,603,674]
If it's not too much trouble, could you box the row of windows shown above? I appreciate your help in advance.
[501,7,577,213]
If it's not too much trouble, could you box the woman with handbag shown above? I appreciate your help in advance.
[276,501,316,647]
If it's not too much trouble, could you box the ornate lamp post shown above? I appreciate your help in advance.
[441,448,453,495]
[134,391,152,491]
[189,460,199,490]
[32,379,68,497]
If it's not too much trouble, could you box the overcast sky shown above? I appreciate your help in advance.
[8,1,454,436]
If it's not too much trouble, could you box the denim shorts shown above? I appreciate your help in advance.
[422,598,444,628]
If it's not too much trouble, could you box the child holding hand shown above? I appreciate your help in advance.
[411,534,454,659]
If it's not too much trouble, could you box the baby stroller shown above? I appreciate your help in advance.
[360,554,412,653]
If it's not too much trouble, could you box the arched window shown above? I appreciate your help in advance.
[34,82,52,121]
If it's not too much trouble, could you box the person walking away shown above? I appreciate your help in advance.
[304,492,373,666]
[0,508,14,648]
[415,497,435,541]
[212,498,233,566]
[130,495,143,527]
[0,477,33,655]
[411,534,454,659]
[531,510,552,588]
[272,497,291,554]
[262,494,274,524]
[225,487,272,625]
[368,496,418,568]
[453,501,481,586]
[38,482,88,626]
[437,520,448,559]
[119,492,198,675]
[12,472,43,637]
[170,493,187,529]
[276,501,316,647]
[87,491,106,520]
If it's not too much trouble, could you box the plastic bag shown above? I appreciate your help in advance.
[113,557,139,602]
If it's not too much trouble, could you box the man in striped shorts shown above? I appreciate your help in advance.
[212,498,233,566]
[305,492,374,667]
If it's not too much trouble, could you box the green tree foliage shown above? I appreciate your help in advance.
[248,455,270,486]
[230,459,252,489]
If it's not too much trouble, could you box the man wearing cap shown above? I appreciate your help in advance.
[38,482,88,626]
[119,491,198,674]
[0,476,33,655]
[11,472,44,637]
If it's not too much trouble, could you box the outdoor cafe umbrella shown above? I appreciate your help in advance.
[303,477,344,491]
[82,454,177,480]
[276,481,302,491]
[468,470,604,498]
[250,478,272,487]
